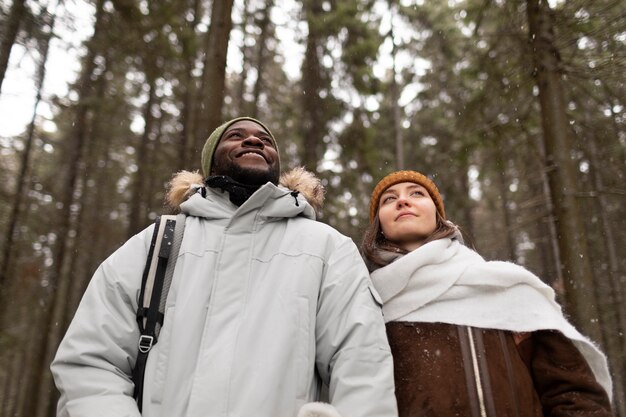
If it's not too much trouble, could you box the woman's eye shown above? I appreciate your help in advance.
[411,191,424,196]
[382,196,395,203]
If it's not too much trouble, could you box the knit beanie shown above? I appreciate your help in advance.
[201,116,277,177]
[369,170,445,221]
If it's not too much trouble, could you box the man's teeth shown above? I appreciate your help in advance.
[242,152,264,159]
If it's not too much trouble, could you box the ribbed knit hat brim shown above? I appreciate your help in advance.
[200,116,277,177]
[369,170,445,221]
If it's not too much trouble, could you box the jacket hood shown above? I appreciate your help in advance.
[166,167,325,217]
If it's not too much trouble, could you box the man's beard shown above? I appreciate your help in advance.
[211,159,280,186]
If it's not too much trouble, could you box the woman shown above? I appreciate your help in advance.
[361,170,613,417]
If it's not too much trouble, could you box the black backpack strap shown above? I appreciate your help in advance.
[132,214,184,410]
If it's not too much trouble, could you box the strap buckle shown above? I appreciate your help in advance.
[138,335,154,353]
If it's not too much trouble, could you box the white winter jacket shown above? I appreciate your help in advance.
[51,169,397,417]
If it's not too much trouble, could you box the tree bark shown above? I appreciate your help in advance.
[24,2,106,416]
[235,0,251,116]
[521,124,563,288]
[526,0,602,342]
[194,0,235,157]
[388,16,404,170]
[0,0,53,287]
[0,0,26,93]
[300,0,325,171]
[457,154,475,242]
[128,69,158,237]
[178,0,202,169]
[61,70,110,330]
[494,142,517,262]
[18,314,47,416]
[1,347,23,416]
[583,118,626,417]
[250,1,273,119]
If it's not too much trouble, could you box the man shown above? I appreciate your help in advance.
[51,117,397,417]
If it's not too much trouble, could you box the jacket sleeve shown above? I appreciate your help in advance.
[50,227,153,417]
[313,238,398,417]
[528,330,612,417]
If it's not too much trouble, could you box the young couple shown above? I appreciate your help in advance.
[52,117,612,417]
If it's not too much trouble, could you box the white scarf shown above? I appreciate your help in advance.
[370,238,612,398]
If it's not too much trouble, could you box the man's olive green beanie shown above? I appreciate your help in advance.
[200,116,278,178]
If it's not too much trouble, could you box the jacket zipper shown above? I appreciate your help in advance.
[466,326,488,417]
[473,328,498,416]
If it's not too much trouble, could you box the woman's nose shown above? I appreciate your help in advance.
[396,196,410,207]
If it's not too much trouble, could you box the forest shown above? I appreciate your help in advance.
[0,0,624,416]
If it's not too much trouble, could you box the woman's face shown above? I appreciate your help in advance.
[377,182,438,252]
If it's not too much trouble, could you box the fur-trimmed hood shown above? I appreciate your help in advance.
[166,167,325,217]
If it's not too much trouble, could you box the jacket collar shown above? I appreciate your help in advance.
[167,167,324,220]
[179,179,316,222]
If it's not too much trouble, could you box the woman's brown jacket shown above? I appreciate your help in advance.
[386,322,612,417]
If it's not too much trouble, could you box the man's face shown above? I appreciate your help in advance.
[211,120,280,185]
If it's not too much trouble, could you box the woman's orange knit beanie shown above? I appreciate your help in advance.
[369,170,445,221]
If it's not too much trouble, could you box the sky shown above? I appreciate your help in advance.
[0,0,305,138]
[0,0,565,138]
[0,0,92,137]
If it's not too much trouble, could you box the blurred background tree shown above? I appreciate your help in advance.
[0,0,624,415]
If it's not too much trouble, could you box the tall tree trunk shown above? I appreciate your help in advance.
[300,0,325,171]
[250,1,272,118]
[63,55,110,324]
[146,114,164,209]
[494,142,517,262]
[235,0,251,115]
[526,0,602,343]
[388,17,404,170]
[585,115,626,344]
[584,124,626,417]
[17,307,48,417]
[521,133,558,283]
[66,162,111,325]
[178,0,202,169]
[0,0,26,93]
[521,125,563,288]
[194,0,235,157]
[0,0,55,287]
[23,3,106,416]
[457,154,475,242]
[1,347,23,416]
[128,70,158,237]
[64,66,121,327]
